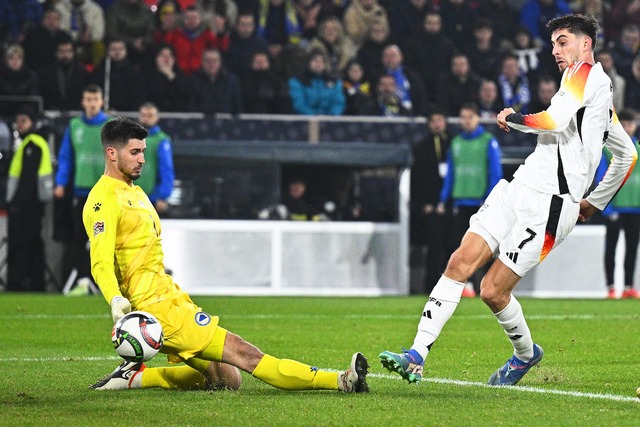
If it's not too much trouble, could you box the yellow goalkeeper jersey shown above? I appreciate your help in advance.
[83,175,179,308]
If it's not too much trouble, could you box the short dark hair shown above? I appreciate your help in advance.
[546,14,599,49]
[617,109,636,122]
[101,117,148,149]
[83,83,103,96]
[460,102,479,115]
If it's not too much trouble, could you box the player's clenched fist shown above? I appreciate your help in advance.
[496,108,516,132]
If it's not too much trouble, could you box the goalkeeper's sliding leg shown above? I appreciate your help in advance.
[90,327,369,393]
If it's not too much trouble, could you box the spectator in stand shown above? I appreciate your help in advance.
[477,0,519,45]
[410,110,452,294]
[624,55,640,111]
[436,53,481,117]
[37,37,88,111]
[90,39,144,111]
[307,16,355,75]
[282,176,319,220]
[54,84,110,293]
[3,0,43,44]
[497,53,531,114]
[200,0,238,33]
[595,49,625,111]
[55,0,106,67]
[570,0,607,44]
[153,1,181,44]
[519,0,570,49]
[356,20,391,83]
[464,18,502,81]
[22,8,71,72]
[189,48,243,114]
[226,12,269,78]
[528,74,556,113]
[609,23,640,82]
[143,44,192,112]
[437,102,503,296]
[257,0,304,73]
[342,60,372,116]
[440,0,478,50]
[595,109,640,299]
[6,108,53,293]
[0,45,38,116]
[161,5,230,75]
[288,49,345,115]
[106,0,157,67]
[201,2,235,74]
[241,51,291,113]
[137,102,176,216]
[360,74,412,117]
[607,0,640,43]
[388,0,431,46]
[342,0,389,49]
[294,0,336,41]
[404,12,455,115]
[511,25,555,88]
[378,44,425,116]
[477,79,503,119]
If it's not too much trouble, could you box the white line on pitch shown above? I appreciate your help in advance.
[1,313,638,321]
[0,356,120,362]
[1,356,637,404]
[370,372,640,404]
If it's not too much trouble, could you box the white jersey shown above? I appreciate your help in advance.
[506,61,637,209]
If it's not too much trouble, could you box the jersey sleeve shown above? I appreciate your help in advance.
[83,189,123,304]
[587,113,638,210]
[506,62,590,134]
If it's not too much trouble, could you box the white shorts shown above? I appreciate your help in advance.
[468,179,581,277]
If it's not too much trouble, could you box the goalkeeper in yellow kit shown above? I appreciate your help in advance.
[84,117,369,392]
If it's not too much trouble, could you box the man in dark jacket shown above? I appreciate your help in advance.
[225,12,268,78]
[22,8,71,71]
[404,12,455,113]
[410,110,451,294]
[37,37,87,110]
[90,38,143,111]
[189,48,243,115]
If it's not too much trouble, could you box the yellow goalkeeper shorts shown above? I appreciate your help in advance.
[143,291,220,361]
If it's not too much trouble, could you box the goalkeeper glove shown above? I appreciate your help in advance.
[110,296,131,322]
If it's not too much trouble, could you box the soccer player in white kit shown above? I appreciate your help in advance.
[380,14,638,386]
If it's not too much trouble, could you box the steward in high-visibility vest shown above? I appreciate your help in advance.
[6,111,53,292]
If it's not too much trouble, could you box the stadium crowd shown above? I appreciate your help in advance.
[2,0,640,118]
[3,0,640,299]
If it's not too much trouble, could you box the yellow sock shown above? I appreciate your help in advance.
[141,366,208,390]
[252,354,338,390]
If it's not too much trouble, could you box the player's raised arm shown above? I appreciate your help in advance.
[504,62,590,134]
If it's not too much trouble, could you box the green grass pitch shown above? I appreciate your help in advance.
[1,294,639,426]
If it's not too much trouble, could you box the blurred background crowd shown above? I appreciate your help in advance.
[1,0,640,119]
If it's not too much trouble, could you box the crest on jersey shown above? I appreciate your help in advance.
[93,221,105,237]
[195,312,211,326]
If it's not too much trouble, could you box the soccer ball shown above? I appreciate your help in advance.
[112,311,164,362]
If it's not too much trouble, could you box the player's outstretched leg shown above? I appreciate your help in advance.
[487,343,544,386]
[379,349,423,384]
[90,360,146,390]
[338,352,370,393]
